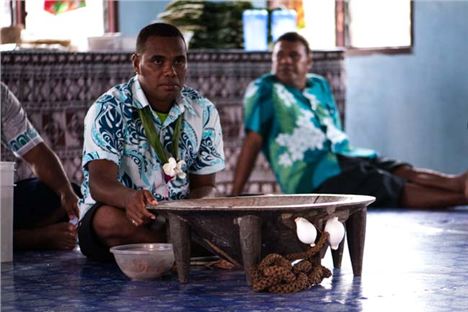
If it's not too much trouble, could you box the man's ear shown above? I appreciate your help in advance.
[131,53,140,74]
[307,53,313,70]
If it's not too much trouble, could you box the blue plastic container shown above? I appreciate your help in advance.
[271,9,297,42]
[242,9,268,51]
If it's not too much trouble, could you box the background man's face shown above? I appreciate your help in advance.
[272,40,312,90]
[133,36,187,110]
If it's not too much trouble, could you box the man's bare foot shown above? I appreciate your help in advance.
[14,222,77,250]
[463,171,468,200]
[36,222,77,250]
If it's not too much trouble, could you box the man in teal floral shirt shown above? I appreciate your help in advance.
[78,23,225,260]
[232,32,467,209]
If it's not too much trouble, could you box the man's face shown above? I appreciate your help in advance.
[272,40,312,90]
[132,36,187,111]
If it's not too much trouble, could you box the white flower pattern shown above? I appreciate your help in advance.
[278,153,292,166]
[274,87,347,168]
[275,107,326,167]
[303,93,319,110]
[323,117,347,145]
[244,82,259,99]
[274,84,296,107]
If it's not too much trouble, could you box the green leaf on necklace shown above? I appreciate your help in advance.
[138,106,183,164]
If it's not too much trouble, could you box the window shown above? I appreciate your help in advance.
[300,0,336,49]
[341,0,412,53]
[23,0,104,50]
[269,0,413,54]
[1,0,13,27]
[4,0,118,50]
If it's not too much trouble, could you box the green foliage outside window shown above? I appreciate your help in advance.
[158,0,253,49]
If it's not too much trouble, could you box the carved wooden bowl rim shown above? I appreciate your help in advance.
[148,193,375,212]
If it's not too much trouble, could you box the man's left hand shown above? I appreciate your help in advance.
[60,190,80,220]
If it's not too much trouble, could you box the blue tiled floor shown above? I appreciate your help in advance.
[2,208,468,312]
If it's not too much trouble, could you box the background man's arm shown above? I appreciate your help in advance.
[231,131,263,196]
[88,159,156,225]
[22,142,79,219]
[189,173,217,198]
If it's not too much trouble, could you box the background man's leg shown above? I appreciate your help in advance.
[400,182,467,208]
[13,178,80,250]
[393,166,467,195]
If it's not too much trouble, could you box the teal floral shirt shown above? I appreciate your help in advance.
[80,76,225,217]
[244,73,376,193]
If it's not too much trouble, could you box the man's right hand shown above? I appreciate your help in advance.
[124,189,157,226]
[89,160,157,227]
[231,131,263,196]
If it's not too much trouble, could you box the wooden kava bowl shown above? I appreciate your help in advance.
[148,193,375,284]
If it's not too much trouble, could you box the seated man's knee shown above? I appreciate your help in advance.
[92,205,130,240]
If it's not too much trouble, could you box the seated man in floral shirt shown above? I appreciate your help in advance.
[78,23,225,260]
[231,32,467,209]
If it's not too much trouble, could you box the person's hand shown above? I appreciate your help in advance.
[60,189,80,221]
[124,189,157,226]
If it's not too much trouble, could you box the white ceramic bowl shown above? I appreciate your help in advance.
[110,243,174,280]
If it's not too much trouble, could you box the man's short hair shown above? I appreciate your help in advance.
[136,22,186,53]
[274,32,311,54]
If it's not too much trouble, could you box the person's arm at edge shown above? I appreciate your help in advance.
[22,142,79,219]
[321,77,343,129]
[189,173,217,199]
[88,159,156,225]
[230,131,263,196]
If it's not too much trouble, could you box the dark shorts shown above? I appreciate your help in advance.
[13,178,81,229]
[78,203,214,262]
[314,155,411,207]
[78,203,115,261]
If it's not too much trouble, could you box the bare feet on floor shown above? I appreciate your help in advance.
[463,171,468,200]
[38,222,77,250]
[14,222,77,250]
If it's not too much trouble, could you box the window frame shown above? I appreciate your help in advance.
[336,0,414,56]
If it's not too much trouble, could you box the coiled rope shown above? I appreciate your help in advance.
[251,232,332,293]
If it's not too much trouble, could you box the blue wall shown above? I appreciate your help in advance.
[118,1,170,36]
[346,1,468,173]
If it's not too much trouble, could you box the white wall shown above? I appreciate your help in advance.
[346,1,468,173]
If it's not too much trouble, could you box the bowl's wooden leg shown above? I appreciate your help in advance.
[237,215,262,285]
[168,213,191,283]
[331,239,345,269]
[346,207,367,277]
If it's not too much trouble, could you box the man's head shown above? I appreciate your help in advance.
[132,23,187,112]
[272,32,312,90]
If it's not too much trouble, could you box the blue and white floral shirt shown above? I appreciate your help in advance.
[80,76,225,217]
[244,73,376,194]
[1,82,43,158]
